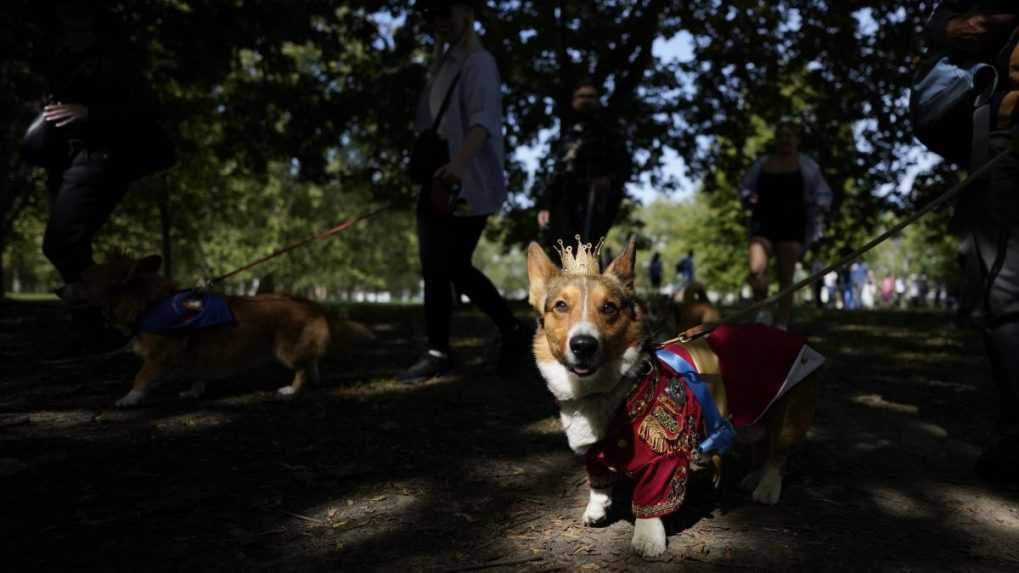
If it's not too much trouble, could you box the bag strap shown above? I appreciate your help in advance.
[430,69,463,133]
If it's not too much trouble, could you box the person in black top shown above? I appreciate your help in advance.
[30,1,174,357]
[926,1,1019,482]
[739,119,832,329]
[536,81,631,246]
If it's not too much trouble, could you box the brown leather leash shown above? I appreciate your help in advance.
[662,142,1018,345]
[203,204,393,288]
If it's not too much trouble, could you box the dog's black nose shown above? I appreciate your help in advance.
[570,335,599,358]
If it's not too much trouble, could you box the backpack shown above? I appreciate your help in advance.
[909,54,997,167]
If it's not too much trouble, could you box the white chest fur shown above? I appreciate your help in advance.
[557,391,626,454]
[538,346,644,455]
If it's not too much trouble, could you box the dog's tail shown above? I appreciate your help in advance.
[326,313,376,354]
[682,281,711,305]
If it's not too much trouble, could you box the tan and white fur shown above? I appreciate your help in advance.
[80,254,367,407]
[527,239,819,558]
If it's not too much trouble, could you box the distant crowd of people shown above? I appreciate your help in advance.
[811,262,952,311]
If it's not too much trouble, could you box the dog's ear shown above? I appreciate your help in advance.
[527,242,559,312]
[121,255,163,285]
[604,237,637,292]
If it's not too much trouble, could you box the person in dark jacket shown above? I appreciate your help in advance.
[536,81,631,246]
[927,0,1019,482]
[33,1,174,356]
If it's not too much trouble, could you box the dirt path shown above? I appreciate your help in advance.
[1,299,1018,572]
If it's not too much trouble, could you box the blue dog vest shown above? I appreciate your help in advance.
[137,289,235,334]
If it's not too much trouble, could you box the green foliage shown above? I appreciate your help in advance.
[612,186,747,295]
[0,1,963,299]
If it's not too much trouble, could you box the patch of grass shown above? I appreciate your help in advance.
[3,292,59,302]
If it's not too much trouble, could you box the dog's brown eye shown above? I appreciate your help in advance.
[600,302,619,315]
[553,300,569,313]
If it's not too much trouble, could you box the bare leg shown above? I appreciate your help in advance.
[748,237,771,300]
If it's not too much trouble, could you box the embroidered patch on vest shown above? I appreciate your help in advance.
[627,377,657,420]
[638,379,695,455]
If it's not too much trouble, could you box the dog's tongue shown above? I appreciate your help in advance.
[573,366,593,375]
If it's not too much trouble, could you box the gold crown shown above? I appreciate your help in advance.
[554,235,604,275]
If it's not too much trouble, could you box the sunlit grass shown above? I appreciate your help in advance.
[4,292,59,302]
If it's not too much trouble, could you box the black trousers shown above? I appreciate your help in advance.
[960,132,1019,428]
[416,200,517,353]
[44,148,127,284]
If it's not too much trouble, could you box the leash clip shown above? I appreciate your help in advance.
[677,322,717,343]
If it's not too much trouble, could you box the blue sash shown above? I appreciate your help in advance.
[656,348,735,455]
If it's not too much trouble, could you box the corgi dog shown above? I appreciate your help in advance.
[79,254,367,407]
[527,238,823,558]
[674,281,720,332]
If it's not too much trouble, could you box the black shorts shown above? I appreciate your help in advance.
[750,210,806,245]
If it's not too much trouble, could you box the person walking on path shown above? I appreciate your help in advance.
[739,118,832,329]
[26,1,174,359]
[399,0,527,384]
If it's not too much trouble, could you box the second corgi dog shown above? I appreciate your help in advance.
[80,254,339,407]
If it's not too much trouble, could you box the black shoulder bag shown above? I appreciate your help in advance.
[410,70,465,216]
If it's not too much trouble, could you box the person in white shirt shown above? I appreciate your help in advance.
[399,0,526,384]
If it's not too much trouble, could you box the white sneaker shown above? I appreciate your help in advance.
[753,309,774,326]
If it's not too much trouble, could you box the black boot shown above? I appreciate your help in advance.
[398,350,453,385]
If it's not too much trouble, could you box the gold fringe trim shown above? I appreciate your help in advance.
[639,415,681,455]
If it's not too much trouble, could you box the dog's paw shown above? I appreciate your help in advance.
[739,469,762,492]
[581,500,610,526]
[631,518,667,558]
[276,385,298,397]
[581,487,613,526]
[751,467,783,505]
[582,505,609,526]
[115,390,146,408]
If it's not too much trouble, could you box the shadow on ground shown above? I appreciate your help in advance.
[1,299,1017,572]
